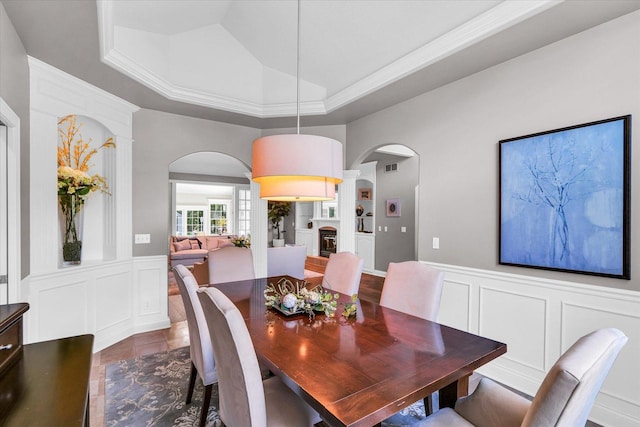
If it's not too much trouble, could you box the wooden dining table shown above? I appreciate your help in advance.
[209,276,507,427]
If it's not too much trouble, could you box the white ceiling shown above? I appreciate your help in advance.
[99,0,556,118]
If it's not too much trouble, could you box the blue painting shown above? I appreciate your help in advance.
[500,116,630,279]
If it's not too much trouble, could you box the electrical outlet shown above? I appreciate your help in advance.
[401,226,407,233]
[432,237,440,249]
[135,234,151,244]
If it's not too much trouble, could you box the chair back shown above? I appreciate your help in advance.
[197,287,266,427]
[322,251,364,295]
[172,265,217,385]
[267,245,306,279]
[208,246,256,284]
[522,328,628,427]
[379,261,444,321]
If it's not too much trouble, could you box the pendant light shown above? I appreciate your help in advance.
[252,0,343,201]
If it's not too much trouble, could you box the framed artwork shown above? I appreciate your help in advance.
[386,199,401,217]
[499,115,631,279]
[358,188,372,200]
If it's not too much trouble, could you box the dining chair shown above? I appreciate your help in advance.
[416,328,628,427]
[380,261,444,415]
[267,245,306,279]
[172,265,217,427]
[207,246,256,284]
[380,261,444,321]
[197,287,321,426]
[322,251,364,296]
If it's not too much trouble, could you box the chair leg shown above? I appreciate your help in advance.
[199,384,213,427]
[186,361,197,404]
[424,393,434,416]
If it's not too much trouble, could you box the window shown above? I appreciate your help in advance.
[209,202,228,234]
[186,210,204,235]
[176,210,183,235]
[238,189,251,236]
[175,208,205,235]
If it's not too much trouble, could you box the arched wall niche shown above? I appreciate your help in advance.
[58,114,117,264]
[351,144,420,271]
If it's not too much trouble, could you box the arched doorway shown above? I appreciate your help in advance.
[352,144,419,271]
[167,152,250,302]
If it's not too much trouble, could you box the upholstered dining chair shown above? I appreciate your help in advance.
[207,246,256,284]
[380,261,445,415]
[267,245,307,279]
[416,328,628,427]
[172,265,217,427]
[322,251,364,296]
[197,287,321,426]
[380,261,445,321]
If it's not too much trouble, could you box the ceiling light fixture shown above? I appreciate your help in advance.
[252,0,343,201]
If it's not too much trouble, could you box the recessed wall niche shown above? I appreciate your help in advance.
[57,115,117,265]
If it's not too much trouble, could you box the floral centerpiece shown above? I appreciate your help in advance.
[57,114,115,265]
[264,277,358,320]
[231,235,250,248]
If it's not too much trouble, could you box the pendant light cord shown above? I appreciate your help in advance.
[296,0,301,135]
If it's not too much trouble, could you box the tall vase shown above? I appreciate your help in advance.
[59,194,84,266]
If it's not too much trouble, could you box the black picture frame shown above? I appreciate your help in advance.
[499,115,631,279]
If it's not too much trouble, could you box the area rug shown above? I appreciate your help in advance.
[105,347,429,426]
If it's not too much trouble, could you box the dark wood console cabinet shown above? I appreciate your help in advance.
[0,303,94,426]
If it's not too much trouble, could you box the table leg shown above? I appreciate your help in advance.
[438,375,470,409]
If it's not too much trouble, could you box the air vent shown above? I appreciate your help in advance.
[384,163,398,173]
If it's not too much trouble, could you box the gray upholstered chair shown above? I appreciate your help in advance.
[172,265,217,427]
[380,261,445,415]
[197,287,321,426]
[322,251,364,296]
[267,245,307,279]
[207,246,255,284]
[417,328,628,427]
[380,261,444,321]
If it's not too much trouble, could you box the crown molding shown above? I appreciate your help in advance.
[325,0,561,112]
[98,0,561,117]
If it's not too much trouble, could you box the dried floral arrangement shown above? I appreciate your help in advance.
[57,114,115,263]
[265,277,357,320]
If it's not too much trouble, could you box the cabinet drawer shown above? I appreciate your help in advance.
[0,319,22,374]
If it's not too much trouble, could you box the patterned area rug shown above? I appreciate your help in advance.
[105,347,429,426]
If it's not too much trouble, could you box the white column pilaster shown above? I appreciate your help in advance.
[248,173,268,277]
[338,170,360,254]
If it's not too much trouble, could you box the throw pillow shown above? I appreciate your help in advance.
[218,240,234,248]
[205,236,220,250]
[189,239,200,250]
[173,239,191,252]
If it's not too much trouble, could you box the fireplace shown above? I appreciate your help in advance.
[318,227,337,258]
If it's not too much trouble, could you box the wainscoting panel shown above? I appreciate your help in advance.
[24,257,170,353]
[479,287,547,372]
[36,277,89,342]
[430,262,640,427]
[438,278,471,331]
[95,269,132,331]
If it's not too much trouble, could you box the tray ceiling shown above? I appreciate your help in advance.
[98,0,554,118]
